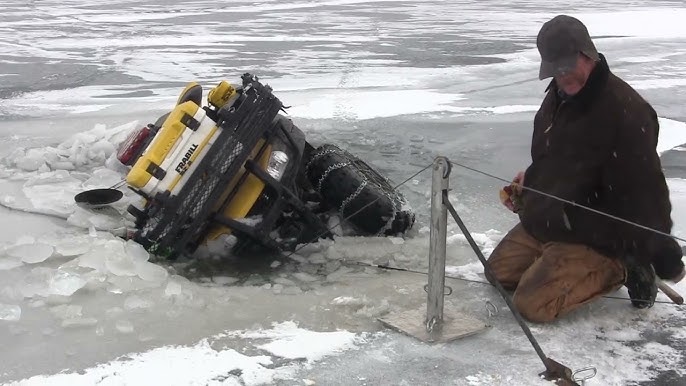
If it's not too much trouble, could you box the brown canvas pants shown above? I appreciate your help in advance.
[486,223,626,323]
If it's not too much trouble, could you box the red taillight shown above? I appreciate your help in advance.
[117,125,153,166]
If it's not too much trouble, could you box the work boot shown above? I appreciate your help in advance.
[624,258,657,309]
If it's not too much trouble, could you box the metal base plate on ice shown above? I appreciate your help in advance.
[378,307,488,343]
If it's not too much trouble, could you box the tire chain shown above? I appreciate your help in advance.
[338,178,368,217]
[316,161,352,193]
[308,144,412,236]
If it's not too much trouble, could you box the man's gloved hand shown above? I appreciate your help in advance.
[499,171,524,213]
[652,238,685,283]
[623,255,658,309]
[669,266,686,284]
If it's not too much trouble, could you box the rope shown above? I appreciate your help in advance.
[444,193,550,366]
[282,162,433,258]
[282,156,683,307]
[449,160,686,244]
[346,261,679,306]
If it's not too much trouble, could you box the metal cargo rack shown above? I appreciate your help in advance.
[131,75,289,258]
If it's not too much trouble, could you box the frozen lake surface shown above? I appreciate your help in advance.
[2,1,686,385]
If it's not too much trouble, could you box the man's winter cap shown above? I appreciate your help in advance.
[537,15,600,80]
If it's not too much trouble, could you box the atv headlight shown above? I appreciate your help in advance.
[266,151,289,180]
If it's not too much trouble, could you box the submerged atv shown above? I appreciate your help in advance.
[116,73,414,259]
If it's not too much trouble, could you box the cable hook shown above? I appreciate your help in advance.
[572,366,597,385]
[485,301,499,317]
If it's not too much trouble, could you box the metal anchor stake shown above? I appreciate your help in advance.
[442,169,579,386]
[378,156,488,344]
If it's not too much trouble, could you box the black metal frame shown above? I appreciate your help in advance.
[131,75,329,258]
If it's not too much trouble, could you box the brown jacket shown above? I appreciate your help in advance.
[519,53,684,280]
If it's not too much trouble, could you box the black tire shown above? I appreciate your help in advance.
[153,112,170,129]
[176,83,203,106]
[305,144,415,236]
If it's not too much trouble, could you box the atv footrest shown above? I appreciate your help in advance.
[212,159,331,251]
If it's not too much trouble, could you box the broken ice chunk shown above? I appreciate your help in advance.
[163,276,198,305]
[292,272,319,283]
[124,295,153,311]
[164,280,183,297]
[21,267,54,298]
[49,270,87,297]
[29,300,46,308]
[82,168,121,190]
[1,285,22,302]
[212,276,239,286]
[16,150,45,171]
[0,256,23,271]
[331,296,367,308]
[125,239,150,263]
[388,237,404,245]
[62,318,98,328]
[0,304,21,321]
[272,284,284,294]
[107,276,156,293]
[307,253,326,264]
[83,271,108,291]
[50,161,75,171]
[17,235,36,245]
[50,304,83,320]
[282,286,303,295]
[135,261,168,283]
[105,248,138,277]
[55,236,92,256]
[289,254,308,264]
[273,277,297,286]
[323,261,342,274]
[6,242,54,264]
[78,245,109,272]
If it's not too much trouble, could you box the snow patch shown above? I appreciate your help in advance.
[631,78,686,90]
[13,321,366,386]
[286,89,465,120]
[223,321,365,362]
[657,117,686,155]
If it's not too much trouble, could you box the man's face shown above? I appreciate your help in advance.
[554,54,594,95]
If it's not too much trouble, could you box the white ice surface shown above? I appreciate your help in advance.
[4,4,686,121]
[2,84,686,386]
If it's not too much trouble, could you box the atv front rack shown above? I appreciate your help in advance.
[131,75,285,257]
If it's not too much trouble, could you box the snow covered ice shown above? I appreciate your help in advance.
[2,0,686,385]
